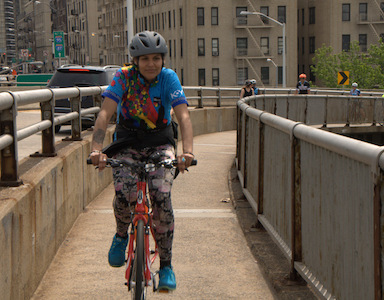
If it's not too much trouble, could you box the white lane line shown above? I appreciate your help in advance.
[194,143,236,147]
[87,208,235,218]
[174,208,235,218]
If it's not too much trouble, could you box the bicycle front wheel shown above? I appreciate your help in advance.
[132,219,145,300]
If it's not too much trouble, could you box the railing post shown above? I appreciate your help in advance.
[216,88,221,107]
[373,172,383,300]
[346,97,351,127]
[290,123,302,280]
[322,96,328,128]
[197,87,203,108]
[65,88,82,141]
[31,90,56,157]
[372,97,378,126]
[257,118,264,215]
[0,92,22,186]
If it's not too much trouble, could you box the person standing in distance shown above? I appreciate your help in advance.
[350,82,361,96]
[295,73,311,95]
[240,79,255,99]
[250,79,259,95]
[89,31,194,291]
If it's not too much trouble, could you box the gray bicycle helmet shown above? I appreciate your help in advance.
[129,31,168,57]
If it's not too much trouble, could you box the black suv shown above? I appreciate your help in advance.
[47,65,120,132]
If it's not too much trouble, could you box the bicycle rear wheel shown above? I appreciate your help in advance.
[132,219,145,300]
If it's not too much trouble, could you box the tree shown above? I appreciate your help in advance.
[311,41,384,89]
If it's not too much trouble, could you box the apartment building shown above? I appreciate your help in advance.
[0,0,16,66]
[298,0,384,83]
[66,0,100,66]
[132,0,297,87]
[97,0,129,66]
[16,0,64,71]
[11,1,384,86]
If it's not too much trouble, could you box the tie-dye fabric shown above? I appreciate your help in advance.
[102,65,187,130]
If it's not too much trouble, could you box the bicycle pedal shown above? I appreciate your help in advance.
[158,289,170,294]
[150,250,156,254]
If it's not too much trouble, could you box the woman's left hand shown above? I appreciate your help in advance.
[177,152,194,173]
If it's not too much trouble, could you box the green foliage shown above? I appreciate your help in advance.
[311,40,384,89]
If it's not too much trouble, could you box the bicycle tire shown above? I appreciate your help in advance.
[133,219,145,300]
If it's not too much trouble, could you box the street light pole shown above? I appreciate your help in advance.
[267,58,278,88]
[240,11,286,88]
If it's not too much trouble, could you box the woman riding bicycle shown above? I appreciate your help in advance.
[89,31,194,291]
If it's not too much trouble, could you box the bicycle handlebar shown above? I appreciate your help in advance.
[86,157,197,169]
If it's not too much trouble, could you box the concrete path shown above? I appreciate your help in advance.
[31,131,275,300]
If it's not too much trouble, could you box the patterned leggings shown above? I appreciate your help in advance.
[112,144,175,263]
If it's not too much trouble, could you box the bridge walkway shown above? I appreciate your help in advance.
[31,131,276,300]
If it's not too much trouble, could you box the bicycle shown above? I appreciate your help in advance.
[87,155,197,299]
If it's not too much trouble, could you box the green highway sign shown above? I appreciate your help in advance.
[53,31,65,58]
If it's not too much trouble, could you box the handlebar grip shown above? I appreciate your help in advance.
[87,158,92,165]
[191,159,197,166]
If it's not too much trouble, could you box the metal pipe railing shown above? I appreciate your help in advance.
[1,85,383,186]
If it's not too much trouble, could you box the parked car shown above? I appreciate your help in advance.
[47,65,120,132]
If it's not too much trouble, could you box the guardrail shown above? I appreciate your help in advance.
[237,95,384,300]
[1,86,383,187]
[0,86,105,186]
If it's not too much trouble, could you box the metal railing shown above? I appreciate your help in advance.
[1,85,383,187]
[0,86,105,186]
[237,95,384,300]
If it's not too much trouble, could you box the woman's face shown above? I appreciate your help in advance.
[135,54,163,82]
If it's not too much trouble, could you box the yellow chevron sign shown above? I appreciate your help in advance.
[338,71,349,85]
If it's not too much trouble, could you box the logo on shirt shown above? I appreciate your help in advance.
[171,89,184,99]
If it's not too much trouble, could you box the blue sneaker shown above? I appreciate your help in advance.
[158,266,176,291]
[108,234,128,267]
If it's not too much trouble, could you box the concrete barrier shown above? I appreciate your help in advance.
[0,107,236,300]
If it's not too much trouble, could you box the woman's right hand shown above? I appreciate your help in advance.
[89,150,108,171]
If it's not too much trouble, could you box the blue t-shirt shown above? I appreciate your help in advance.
[350,89,360,96]
[102,65,187,130]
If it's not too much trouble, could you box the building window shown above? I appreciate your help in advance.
[359,34,367,52]
[212,38,219,56]
[260,37,269,55]
[309,36,315,53]
[342,34,351,51]
[302,37,305,54]
[381,3,384,20]
[261,67,270,84]
[180,8,183,26]
[237,38,247,56]
[211,7,218,25]
[309,7,315,24]
[169,40,172,57]
[236,7,247,25]
[198,69,206,86]
[173,10,176,27]
[342,4,350,21]
[278,6,286,23]
[180,39,183,57]
[197,7,204,25]
[168,11,171,28]
[260,6,269,24]
[212,68,219,86]
[310,64,316,83]
[278,66,283,85]
[302,8,305,25]
[359,3,367,21]
[198,38,205,56]
[237,67,248,85]
[278,37,284,54]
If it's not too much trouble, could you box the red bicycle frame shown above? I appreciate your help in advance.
[125,180,159,288]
